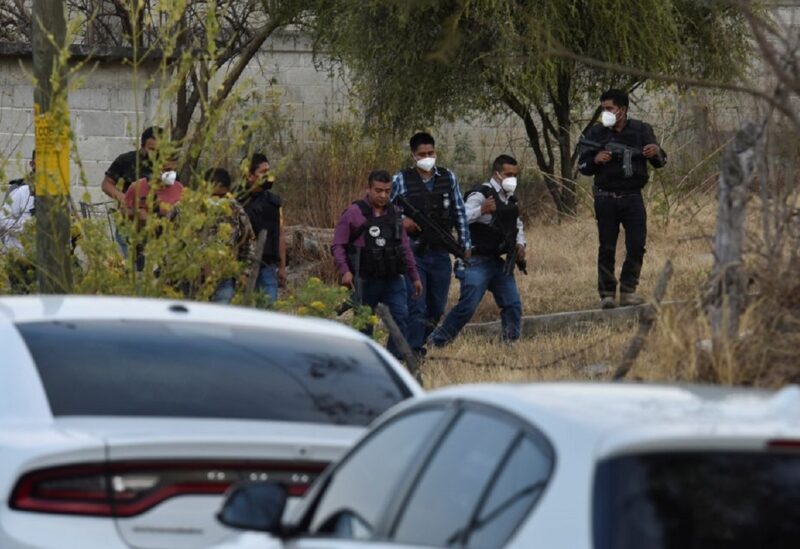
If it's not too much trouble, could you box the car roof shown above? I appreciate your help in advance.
[0,295,363,340]
[422,382,800,453]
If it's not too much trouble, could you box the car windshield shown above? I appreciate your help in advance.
[593,451,800,549]
[17,320,410,426]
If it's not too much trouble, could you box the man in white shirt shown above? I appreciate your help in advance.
[429,154,526,346]
[0,183,35,251]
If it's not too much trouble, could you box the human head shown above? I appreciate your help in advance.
[409,132,436,173]
[599,89,629,127]
[246,153,271,189]
[206,168,232,196]
[156,156,179,186]
[140,126,163,155]
[366,169,392,208]
[492,154,519,181]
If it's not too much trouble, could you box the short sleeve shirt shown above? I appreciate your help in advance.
[125,178,184,213]
[106,150,153,192]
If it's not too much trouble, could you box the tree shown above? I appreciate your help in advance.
[310,0,751,216]
[2,0,307,183]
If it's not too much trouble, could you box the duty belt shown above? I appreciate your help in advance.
[593,185,641,198]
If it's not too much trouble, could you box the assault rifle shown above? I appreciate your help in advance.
[336,247,362,316]
[502,229,528,277]
[578,137,644,179]
[394,194,468,262]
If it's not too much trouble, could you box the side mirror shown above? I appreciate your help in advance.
[217,481,288,534]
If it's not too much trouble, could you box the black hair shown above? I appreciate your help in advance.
[248,153,270,175]
[409,132,435,152]
[205,167,232,189]
[140,126,163,146]
[368,169,392,186]
[492,154,518,173]
[600,89,629,108]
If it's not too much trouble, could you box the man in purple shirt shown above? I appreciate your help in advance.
[333,170,422,357]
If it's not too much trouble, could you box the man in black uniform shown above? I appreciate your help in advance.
[240,153,286,304]
[578,89,667,309]
[102,126,162,256]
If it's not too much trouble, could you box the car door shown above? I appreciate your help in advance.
[292,400,554,549]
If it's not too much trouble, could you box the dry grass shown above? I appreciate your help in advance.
[420,195,720,388]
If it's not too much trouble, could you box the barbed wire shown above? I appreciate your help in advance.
[423,330,616,374]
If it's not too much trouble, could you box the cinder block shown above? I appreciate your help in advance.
[75,111,126,137]
[12,85,34,108]
[74,135,111,162]
[0,108,31,134]
[69,88,111,111]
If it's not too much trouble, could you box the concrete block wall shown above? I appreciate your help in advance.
[1,58,162,203]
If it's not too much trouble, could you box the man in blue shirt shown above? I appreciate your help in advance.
[391,132,471,356]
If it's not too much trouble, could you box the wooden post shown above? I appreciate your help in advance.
[375,303,420,382]
[32,0,73,293]
[613,260,674,381]
[704,123,758,342]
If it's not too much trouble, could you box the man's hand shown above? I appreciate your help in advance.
[402,217,421,234]
[643,144,661,158]
[412,279,423,298]
[594,150,612,164]
[278,266,287,288]
[480,197,496,215]
[341,271,354,289]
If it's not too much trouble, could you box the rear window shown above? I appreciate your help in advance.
[594,451,800,549]
[17,320,410,426]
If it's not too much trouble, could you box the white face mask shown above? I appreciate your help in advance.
[415,156,436,172]
[161,170,177,186]
[501,176,518,195]
[601,110,617,128]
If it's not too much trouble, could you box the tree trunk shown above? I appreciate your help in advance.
[704,122,758,343]
[554,69,576,217]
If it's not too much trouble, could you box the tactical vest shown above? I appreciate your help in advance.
[402,167,454,247]
[244,190,281,263]
[348,200,406,279]
[466,184,519,257]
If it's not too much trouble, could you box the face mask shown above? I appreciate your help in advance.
[161,170,177,186]
[416,156,436,172]
[601,110,617,128]
[501,177,518,195]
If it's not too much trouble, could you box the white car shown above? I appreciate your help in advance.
[214,382,800,549]
[0,295,422,549]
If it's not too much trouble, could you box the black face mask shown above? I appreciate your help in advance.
[260,174,275,190]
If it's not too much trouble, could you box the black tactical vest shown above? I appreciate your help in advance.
[466,184,519,257]
[244,190,281,263]
[349,201,406,279]
[402,167,454,246]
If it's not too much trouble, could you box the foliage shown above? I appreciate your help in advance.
[310,0,753,215]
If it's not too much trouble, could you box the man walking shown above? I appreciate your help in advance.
[240,153,286,304]
[333,170,422,357]
[578,89,667,309]
[391,132,471,356]
[429,155,525,347]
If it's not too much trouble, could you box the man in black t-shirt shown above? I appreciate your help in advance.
[240,153,286,304]
[102,127,162,256]
[102,126,162,203]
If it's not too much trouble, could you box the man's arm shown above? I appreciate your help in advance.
[400,220,420,282]
[449,172,472,250]
[331,205,357,278]
[392,171,420,234]
[464,190,487,223]
[643,123,667,168]
[102,176,126,202]
[578,127,604,176]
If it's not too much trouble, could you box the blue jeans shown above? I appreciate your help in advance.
[405,249,452,353]
[114,228,129,258]
[360,275,409,359]
[256,264,279,304]
[430,255,522,347]
[213,278,235,304]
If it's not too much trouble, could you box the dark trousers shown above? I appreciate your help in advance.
[594,189,647,298]
[360,275,409,359]
[404,248,452,353]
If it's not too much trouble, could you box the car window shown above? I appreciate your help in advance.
[17,320,410,426]
[594,451,800,549]
[466,436,554,548]
[392,410,519,547]
[310,408,446,538]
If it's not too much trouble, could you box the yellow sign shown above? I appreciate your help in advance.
[34,104,71,197]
